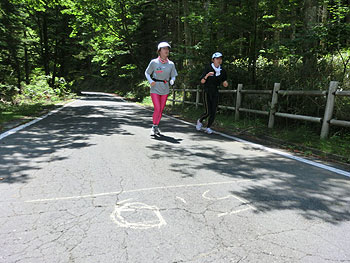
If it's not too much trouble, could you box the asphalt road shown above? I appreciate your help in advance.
[1,92,350,263]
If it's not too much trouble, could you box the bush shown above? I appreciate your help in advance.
[134,80,151,101]
[15,74,71,103]
[0,83,19,102]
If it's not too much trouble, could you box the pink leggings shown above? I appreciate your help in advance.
[151,93,168,125]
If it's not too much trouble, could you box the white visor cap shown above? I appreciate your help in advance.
[212,52,223,58]
[158,42,171,50]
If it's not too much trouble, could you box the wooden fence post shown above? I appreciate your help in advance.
[320,81,338,139]
[235,84,243,121]
[182,84,185,107]
[196,85,200,109]
[268,83,281,128]
[172,86,175,107]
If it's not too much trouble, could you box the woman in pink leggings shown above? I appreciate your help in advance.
[145,42,178,136]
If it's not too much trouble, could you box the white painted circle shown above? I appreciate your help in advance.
[111,200,166,229]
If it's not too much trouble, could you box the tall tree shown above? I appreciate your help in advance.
[0,0,23,90]
[302,0,318,76]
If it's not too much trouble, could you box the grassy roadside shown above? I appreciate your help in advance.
[0,97,75,132]
[138,95,350,165]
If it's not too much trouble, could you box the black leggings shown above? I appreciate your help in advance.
[199,92,218,128]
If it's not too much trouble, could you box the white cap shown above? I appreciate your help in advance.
[158,42,171,50]
[212,52,223,58]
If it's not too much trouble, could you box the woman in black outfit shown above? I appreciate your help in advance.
[196,52,228,134]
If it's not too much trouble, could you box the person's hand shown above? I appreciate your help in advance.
[151,81,156,87]
[170,79,174,86]
[206,72,214,78]
[223,81,228,88]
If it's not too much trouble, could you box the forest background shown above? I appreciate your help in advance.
[1,0,350,161]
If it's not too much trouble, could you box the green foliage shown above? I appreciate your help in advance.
[134,80,150,101]
[15,73,71,103]
[18,75,52,101]
[118,80,149,102]
[0,83,19,101]
[139,95,152,106]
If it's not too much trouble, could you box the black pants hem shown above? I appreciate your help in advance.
[199,92,218,128]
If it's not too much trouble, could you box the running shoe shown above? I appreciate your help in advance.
[196,120,203,131]
[205,127,213,134]
[155,126,161,135]
[150,125,156,136]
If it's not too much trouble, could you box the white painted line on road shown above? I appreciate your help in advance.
[0,100,76,141]
[132,100,350,178]
[176,196,187,204]
[162,114,350,178]
[202,189,257,211]
[218,207,254,218]
[215,130,350,178]
[25,179,252,203]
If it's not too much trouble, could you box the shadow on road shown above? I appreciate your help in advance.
[146,140,350,225]
[151,134,183,144]
[1,92,349,225]
[0,93,152,185]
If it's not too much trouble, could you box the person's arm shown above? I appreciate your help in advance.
[145,61,156,86]
[145,72,154,84]
[221,68,228,87]
[201,72,214,84]
[200,66,214,84]
[170,64,178,85]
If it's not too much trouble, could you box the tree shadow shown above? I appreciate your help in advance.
[146,140,350,224]
[0,93,153,184]
[1,92,349,225]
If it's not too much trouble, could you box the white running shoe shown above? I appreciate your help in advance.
[150,125,156,136]
[196,120,203,131]
[205,127,213,134]
[155,126,161,135]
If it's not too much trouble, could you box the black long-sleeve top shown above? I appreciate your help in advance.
[200,64,227,94]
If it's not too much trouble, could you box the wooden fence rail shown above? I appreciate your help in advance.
[167,81,350,139]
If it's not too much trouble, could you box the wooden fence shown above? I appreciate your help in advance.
[168,81,350,139]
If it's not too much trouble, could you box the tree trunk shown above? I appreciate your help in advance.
[290,6,296,41]
[183,0,192,66]
[8,45,22,91]
[51,6,59,88]
[59,15,69,78]
[51,41,58,87]
[7,38,21,91]
[273,1,280,66]
[302,0,318,78]
[36,13,45,73]
[249,0,259,85]
[239,32,244,56]
[24,30,29,85]
[347,0,350,46]
[177,0,183,70]
[1,0,22,91]
[42,12,50,77]
[7,41,22,90]
[320,1,327,48]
